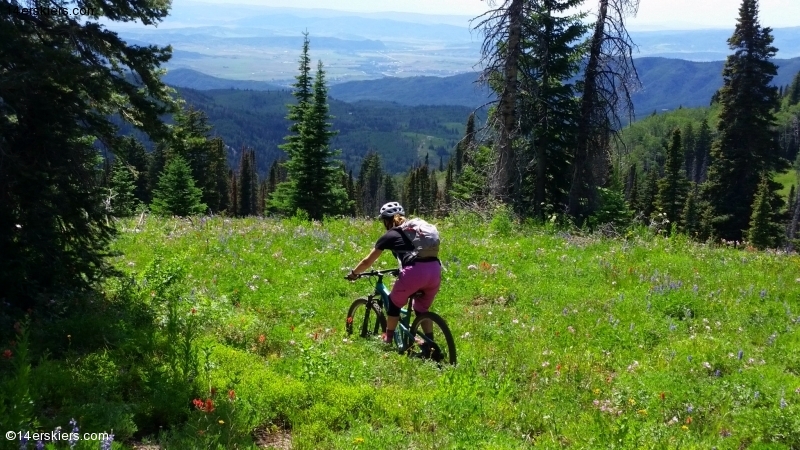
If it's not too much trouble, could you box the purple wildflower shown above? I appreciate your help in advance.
[760,289,767,298]
[754,391,760,400]
[101,433,115,450]
[738,349,744,360]
[69,418,78,449]
[687,355,693,362]
[780,397,787,409]
[19,435,28,450]
[687,404,694,413]
[36,441,44,450]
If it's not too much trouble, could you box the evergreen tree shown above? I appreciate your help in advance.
[682,122,696,178]
[229,169,239,216]
[786,71,800,106]
[682,184,701,238]
[639,168,660,220]
[748,175,781,249]
[517,0,588,219]
[236,148,258,216]
[151,156,207,217]
[257,180,267,216]
[693,119,713,183]
[444,159,455,212]
[0,0,174,309]
[116,137,151,204]
[428,170,440,216]
[273,38,348,219]
[383,175,397,205]
[148,144,168,205]
[356,152,384,217]
[109,159,140,217]
[704,0,788,241]
[656,129,690,228]
[207,137,231,214]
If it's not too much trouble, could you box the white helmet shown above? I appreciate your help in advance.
[378,202,405,218]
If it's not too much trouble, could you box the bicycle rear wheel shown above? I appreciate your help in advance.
[346,298,386,339]
[410,312,457,365]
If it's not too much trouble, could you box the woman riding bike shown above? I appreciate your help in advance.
[346,202,441,348]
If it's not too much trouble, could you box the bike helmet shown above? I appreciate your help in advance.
[378,202,405,218]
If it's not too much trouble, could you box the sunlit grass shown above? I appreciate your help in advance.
[110,215,800,448]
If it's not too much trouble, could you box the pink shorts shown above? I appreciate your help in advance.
[389,260,441,313]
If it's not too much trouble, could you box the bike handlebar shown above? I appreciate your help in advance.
[344,268,399,280]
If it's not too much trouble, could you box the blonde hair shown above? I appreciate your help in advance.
[384,214,406,228]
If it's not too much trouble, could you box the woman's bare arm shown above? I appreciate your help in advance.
[351,248,383,275]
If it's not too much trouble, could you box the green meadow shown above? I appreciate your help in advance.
[9,213,800,449]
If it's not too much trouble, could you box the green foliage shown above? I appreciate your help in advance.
[109,159,141,217]
[151,156,207,217]
[274,38,349,220]
[748,175,783,249]
[590,186,632,229]
[656,129,690,228]
[0,0,175,309]
[704,0,787,241]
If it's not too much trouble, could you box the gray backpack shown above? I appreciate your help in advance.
[395,218,440,262]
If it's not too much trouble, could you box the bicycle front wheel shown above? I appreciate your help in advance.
[346,298,386,339]
[410,312,457,365]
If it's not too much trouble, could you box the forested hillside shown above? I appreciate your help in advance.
[163,88,475,174]
[163,57,800,115]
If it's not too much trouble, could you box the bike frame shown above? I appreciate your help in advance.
[369,271,414,352]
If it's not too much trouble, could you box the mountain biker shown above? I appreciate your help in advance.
[346,202,441,348]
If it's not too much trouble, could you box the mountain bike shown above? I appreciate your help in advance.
[345,269,456,365]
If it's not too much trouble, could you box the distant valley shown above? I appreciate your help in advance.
[113,3,800,85]
[163,56,800,118]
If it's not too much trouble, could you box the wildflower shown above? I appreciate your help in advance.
[687,405,694,413]
[567,325,575,333]
[228,390,236,400]
[69,418,79,448]
[190,307,196,315]
[780,397,787,409]
[660,392,666,401]
[36,441,44,450]
[218,420,225,424]
[258,334,266,343]
[702,361,712,370]
[2,349,11,359]
[100,433,114,450]
[542,361,550,367]
[637,409,648,416]
[628,398,636,406]
[685,416,693,424]
[668,416,679,425]
[738,349,744,360]
[354,437,365,444]
[593,388,601,396]
[681,425,689,431]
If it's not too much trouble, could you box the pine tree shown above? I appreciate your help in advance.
[786,71,800,106]
[444,159,455,212]
[639,168,660,220]
[429,170,440,216]
[0,0,176,309]
[704,0,788,241]
[356,152,384,217]
[383,175,397,205]
[682,184,701,237]
[207,137,231,214]
[237,148,258,216]
[273,37,348,219]
[693,119,713,183]
[682,122,696,178]
[109,159,140,217]
[229,169,239,216]
[257,180,267,216]
[748,175,781,249]
[657,129,690,228]
[116,137,151,204]
[151,156,207,217]
[517,0,589,219]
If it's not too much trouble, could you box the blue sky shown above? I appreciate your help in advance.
[191,0,800,30]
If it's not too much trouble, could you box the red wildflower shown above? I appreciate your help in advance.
[685,416,693,425]
[258,334,265,343]
[228,390,236,400]
[2,349,12,359]
[346,317,353,325]
[660,392,666,401]
[313,332,319,341]
[190,308,197,315]
[205,399,215,412]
